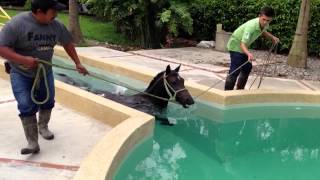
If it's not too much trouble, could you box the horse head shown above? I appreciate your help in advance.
[145,65,194,108]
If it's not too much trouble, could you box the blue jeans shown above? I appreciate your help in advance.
[224,51,252,90]
[10,70,55,117]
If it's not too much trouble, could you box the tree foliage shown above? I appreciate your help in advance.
[190,0,320,55]
[82,0,193,48]
[81,0,320,54]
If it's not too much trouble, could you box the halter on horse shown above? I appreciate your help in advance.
[55,64,195,125]
[143,64,194,109]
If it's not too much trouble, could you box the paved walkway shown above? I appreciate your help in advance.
[0,76,111,180]
[0,46,319,180]
[76,46,320,91]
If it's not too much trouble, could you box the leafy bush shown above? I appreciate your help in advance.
[24,0,31,10]
[80,0,320,54]
[79,0,193,48]
[79,0,109,19]
[158,2,193,37]
[190,0,319,55]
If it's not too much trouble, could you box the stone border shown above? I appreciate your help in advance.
[54,46,320,107]
[186,81,320,106]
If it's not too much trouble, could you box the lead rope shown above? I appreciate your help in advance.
[194,43,279,99]
[249,43,278,89]
[194,60,251,100]
[31,59,186,105]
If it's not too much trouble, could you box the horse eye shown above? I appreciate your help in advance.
[173,77,181,84]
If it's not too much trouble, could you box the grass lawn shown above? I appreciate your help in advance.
[0,9,134,46]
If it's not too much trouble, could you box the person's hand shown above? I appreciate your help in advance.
[23,56,38,69]
[272,36,280,44]
[76,63,89,75]
[247,52,254,62]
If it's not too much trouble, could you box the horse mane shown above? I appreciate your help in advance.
[145,71,165,92]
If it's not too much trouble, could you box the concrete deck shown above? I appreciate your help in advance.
[0,46,319,180]
[0,78,111,180]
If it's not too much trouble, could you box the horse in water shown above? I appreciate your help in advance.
[56,65,194,125]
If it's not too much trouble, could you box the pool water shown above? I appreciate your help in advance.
[52,56,146,96]
[115,103,320,180]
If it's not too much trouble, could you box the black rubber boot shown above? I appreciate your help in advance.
[20,115,40,155]
[38,109,54,140]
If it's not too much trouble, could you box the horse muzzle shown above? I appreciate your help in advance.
[177,94,194,108]
[183,97,195,108]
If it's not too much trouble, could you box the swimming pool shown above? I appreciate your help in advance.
[115,103,320,180]
[49,55,320,180]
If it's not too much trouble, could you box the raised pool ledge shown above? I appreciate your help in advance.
[0,58,154,180]
[54,46,320,107]
[188,82,320,106]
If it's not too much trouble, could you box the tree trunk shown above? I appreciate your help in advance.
[139,0,161,48]
[68,0,84,45]
[287,0,310,68]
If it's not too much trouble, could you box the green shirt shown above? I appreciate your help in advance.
[227,17,268,53]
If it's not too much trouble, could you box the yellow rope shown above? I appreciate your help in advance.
[0,6,11,26]
[35,59,178,103]
[0,7,11,19]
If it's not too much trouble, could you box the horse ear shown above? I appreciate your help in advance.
[174,64,181,72]
[166,65,171,75]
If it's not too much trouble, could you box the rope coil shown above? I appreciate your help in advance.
[31,63,50,105]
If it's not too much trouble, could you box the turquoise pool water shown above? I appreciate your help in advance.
[52,56,146,95]
[115,103,320,180]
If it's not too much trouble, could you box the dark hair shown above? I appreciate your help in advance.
[259,6,275,17]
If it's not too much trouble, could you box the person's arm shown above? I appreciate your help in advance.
[0,20,38,69]
[62,42,88,75]
[262,31,280,44]
[240,42,254,61]
[0,46,38,69]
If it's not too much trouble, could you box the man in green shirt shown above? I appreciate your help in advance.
[224,6,279,90]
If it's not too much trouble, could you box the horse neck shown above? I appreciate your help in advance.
[144,77,169,108]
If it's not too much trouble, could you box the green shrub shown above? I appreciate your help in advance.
[79,0,110,19]
[158,2,193,37]
[78,0,193,48]
[190,0,319,55]
[79,0,320,54]
[24,0,32,10]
